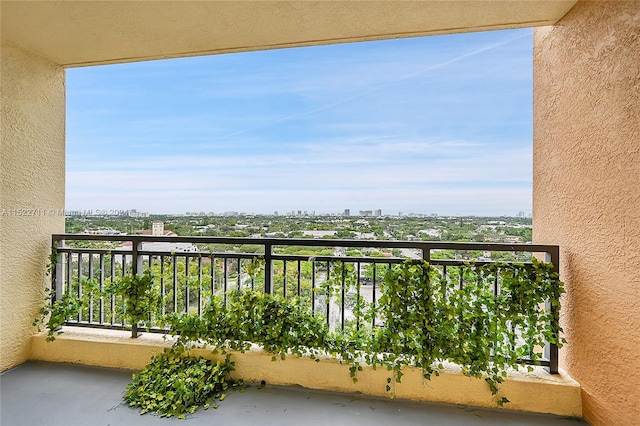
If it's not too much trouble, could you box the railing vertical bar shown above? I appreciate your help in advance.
[442,265,448,296]
[66,251,73,293]
[311,261,316,315]
[237,258,241,290]
[297,260,302,297]
[87,253,94,323]
[546,248,560,374]
[99,254,105,324]
[340,263,346,331]
[210,255,215,295]
[110,255,116,325]
[131,238,141,338]
[251,260,255,290]
[264,242,273,294]
[283,260,287,298]
[145,253,153,329]
[372,263,377,328]
[160,256,166,316]
[223,258,228,301]
[172,255,178,313]
[356,262,361,331]
[326,261,331,327]
[77,253,83,322]
[185,256,190,315]
[198,257,203,317]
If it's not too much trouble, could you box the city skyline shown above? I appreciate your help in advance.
[66,28,533,216]
[62,207,531,219]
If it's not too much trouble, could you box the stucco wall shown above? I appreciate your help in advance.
[533,1,640,425]
[0,42,65,371]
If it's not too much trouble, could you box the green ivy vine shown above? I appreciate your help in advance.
[34,270,162,340]
[37,257,565,417]
[124,347,242,418]
[104,270,162,337]
[33,289,81,342]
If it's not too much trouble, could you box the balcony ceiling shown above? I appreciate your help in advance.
[1,1,577,67]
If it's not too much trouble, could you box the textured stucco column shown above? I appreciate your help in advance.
[533,1,640,425]
[0,42,65,371]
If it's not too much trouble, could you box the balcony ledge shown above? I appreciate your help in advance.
[30,327,581,418]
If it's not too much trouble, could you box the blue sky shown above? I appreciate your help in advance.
[66,28,533,216]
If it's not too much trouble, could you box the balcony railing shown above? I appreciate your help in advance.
[50,233,560,373]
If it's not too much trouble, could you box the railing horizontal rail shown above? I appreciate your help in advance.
[53,233,555,251]
[50,233,560,373]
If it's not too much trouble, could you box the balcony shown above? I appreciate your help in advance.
[3,2,638,425]
[23,234,582,420]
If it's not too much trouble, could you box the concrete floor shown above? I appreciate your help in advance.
[0,362,587,426]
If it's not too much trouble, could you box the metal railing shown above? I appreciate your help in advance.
[50,233,560,373]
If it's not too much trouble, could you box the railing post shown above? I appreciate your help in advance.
[131,237,142,338]
[545,248,560,374]
[132,236,143,276]
[422,243,431,263]
[264,242,272,294]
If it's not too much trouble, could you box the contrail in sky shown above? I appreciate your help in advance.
[216,31,529,141]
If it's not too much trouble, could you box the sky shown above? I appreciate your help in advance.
[66,28,533,216]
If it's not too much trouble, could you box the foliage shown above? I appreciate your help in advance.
[37,256,564,414]
[33,289,81,341]
[104,270,162,334]
[363,259,565,397]
[35,271,162,340]
[162,258,564,400]
[123,348,241,418]
[166,289,329,361]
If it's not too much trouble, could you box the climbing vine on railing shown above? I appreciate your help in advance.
[360,259,565,404]
[104,270,162,337]
[37,257,565,416]
[33,289,81,342]
[34,270,162,340]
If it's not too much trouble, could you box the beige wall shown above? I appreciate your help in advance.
[31,327,583,417]
[0,42,66,371]
[533,1,640,425]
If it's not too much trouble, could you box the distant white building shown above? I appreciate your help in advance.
[152,220,164,236]
[418,229,441,238]
[119,221,198,253]
[302,230,337,238]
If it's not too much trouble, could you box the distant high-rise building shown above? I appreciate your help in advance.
[344,209,350,216]
[375,209,382,217]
